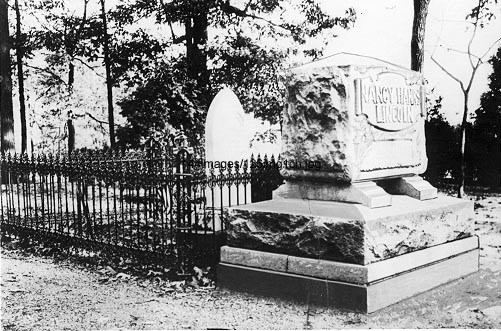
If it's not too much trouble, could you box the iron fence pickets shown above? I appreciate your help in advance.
[0,145,283,272]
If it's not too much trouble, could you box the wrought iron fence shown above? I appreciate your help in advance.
[0,145,283,271]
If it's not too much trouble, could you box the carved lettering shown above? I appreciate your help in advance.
[375,105,415,124]
[359,83,422,126]
[363,86,421,106]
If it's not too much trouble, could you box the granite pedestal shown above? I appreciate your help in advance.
[218,196,479,313]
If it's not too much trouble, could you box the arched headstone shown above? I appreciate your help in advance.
[204,88,252,231]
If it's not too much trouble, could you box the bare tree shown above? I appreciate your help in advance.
[430,0,501,197]
[411,0,432,72]
[0,0,15,155]
[67,0,89,155]
[14,0,27,154]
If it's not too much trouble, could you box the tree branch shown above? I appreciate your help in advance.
[160,0,178,41]
[467,0,481,69]
[24,63,67,86]
[467,32,478,68]
[430,17,476,25]
[430,55,465,91]
[75,0,89,42]
[74,57,105,78]
[466,58,482,92]
[26,9,65,44]
[68,0,89,58]
[168,21,177,39]
[34,86,57,101]
[220,2,292,33]
[74,112,108,130]
[444,46,482,62]
[173,35,187,44]
[479,35,501,60]
[85,112,108,125]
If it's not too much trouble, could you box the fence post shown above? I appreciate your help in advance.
[175,148,183,271]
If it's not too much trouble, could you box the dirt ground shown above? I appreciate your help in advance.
[1,195,501,330]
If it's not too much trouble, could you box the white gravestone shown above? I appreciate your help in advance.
[204,87,252,230]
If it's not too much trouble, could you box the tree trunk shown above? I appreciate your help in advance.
[67,119,75,154]
[192,13,208,91]
[185,12,209,105]
[15,0,27,154]
[185,17,194,79]
[100,0,115,149]
[458,91,469,198]
[411,0,431,72]
[67,62,75,154]
[68,62,75,88]
[0,0,15,155]
[497,125,501,190]
[65,0,89,155]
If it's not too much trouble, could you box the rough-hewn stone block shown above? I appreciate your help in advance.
[281,65,427,182]
[225,196,474,265]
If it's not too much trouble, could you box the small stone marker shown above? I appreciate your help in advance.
[204,88,252,229]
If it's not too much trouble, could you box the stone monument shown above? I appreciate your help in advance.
[217,62,479,313]
[205,87,252,230]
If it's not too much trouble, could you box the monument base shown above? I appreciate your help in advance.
[273,176,438,208]
[225,196,474,264]
[273,180,392,208]
[220,195,478,312]
[218,237,479,313]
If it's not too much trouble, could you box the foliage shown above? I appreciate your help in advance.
[466,0,499,27]
[29,69,112,151]
[29,0,102,80]
[471,46,501,189]
[423,92,460,185]
[251,154,284,202]
[425,45,501,191]
[208,34,286,124]
[8,0,115,153]
[430,0,501,197]
[116,58,203,148]
[7,0,356,151]
[108,28,168,87]
[110,0,356,146]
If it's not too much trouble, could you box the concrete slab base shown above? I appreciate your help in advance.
[218,237,479,313]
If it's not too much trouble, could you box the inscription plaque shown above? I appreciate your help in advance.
[355,72,426,132]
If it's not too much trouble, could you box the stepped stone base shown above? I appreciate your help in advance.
[220,195,478,312]
[218,237,479,313]
[225,196,474,265]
